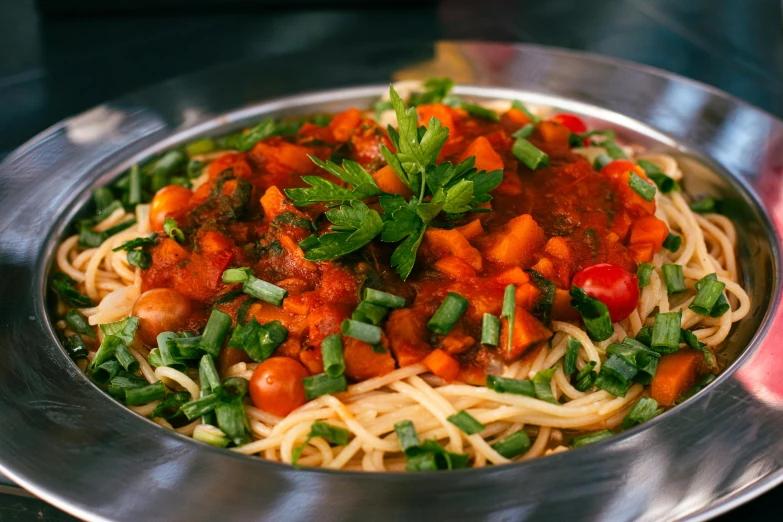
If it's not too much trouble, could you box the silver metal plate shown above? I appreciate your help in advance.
[0,42,781,522]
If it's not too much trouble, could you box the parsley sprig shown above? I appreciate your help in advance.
[285,85,503,279]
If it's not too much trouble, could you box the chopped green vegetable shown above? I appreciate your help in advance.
[427,292,469,335]
[571,429,613,447]
[662,264,686,294]
[447,410,486,435]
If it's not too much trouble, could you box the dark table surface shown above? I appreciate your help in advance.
[1,0,782,520]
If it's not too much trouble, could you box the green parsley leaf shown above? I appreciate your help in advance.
[304,201,384,261]
[442,179,474,214]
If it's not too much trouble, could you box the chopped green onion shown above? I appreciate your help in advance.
[637,262,654,288]
[690,275,727,316]
[512,138,549,170]
[622,397,662,429]
[594,373,632,398]
[78,223,107,248]
[167,335,202,360]
[570,286,613,341]
[303,373,348,401]
[461,102,500,121]
[163,217,184,243]
[533,367,559,404]
[198,354,219,425]
[187,159,203,179]
[447,410,485,435]
[637,160,677,193]
[599,355,638,386]
[128,164,142,205]
[651,310,682,354]
[635,326,653,347]
[394,420,421,455]
[481,313,500,346]
[297,234,320,253]
[236,297,255,325]
[242,275,287,306]
[322,334,345,377]
[511,123,535,139]
[180,393,221,420]
[90,334,124,370]
[662,264,686,294]
[149,150,186,192]
[427,292,469,335]
[151,391,191,420]
[603,139,627,160]
[215,396,251,446]
[564,337,580,375]
[501,284,516,354]
[491,430,531,458]
[228,318,264,359]
[126,381,167,406]
[412,440,469,471]
[103,219,137,239]
[185,138,216,156]
[147,348,163,367]
[690,197,717,213]
[127,250,152,269]
[486,375,535,396]
[662,233,681,253]
[606,339,660,385]
[571,429,613,447]
[64,334,89,360]
[107,373,147,399]
[64,310,95,338]
[112,234,158,252]
[363,288,406,309]
[193,424,229,447]
[92,359,122,384]
[237,119,277,152]
[115,343,140,373]
[341,319,382,344]
[199,309,232,358]
[676,373,717,404]
[257,321,288,361]
[99,316,139,345]
[511,100,540,123]
[694,273,730,317]
[628,172,656,202]
[352,301,389,325]
[574,361,598,391]
[593,153,613,171]
[222,267,253,284]
[292,420,352,465]
[93,187,115,212]
[50,273,92,308]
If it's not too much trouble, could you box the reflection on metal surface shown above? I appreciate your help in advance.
[0,43,781,522]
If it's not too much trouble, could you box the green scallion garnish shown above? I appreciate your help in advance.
[570,286,613,342]
[491,430,531,458]
[650,310,682,354]
[242,275,287,306]
[564,336,580,375]
[363,288,406,309]
[447,410,486,435]
[125,381,167,406]
[481,313,500,346]
[533,367,559,404]
[302,373,348,401]
[352,301,389,325]
[341,319,382,344]
[486,375,535,396]
[628,172,656,202]
[690,197,717,213]
[198,309,232,358]
[571,429,613,447]
[662,232,681,253]
[427,292,469,335]
[394,420,421,456]
[222,267,253,284]
[64,309,95,338]
[163,217,184,243]
[512,138,549,170]
[662,264,686,294]
[322,334,345,377]
[622,397,662,429]
[574,361,598,391]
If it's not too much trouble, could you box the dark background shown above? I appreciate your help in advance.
[0,0,781,519]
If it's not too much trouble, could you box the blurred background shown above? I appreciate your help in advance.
[0,0,782,519]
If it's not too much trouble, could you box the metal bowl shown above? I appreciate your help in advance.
[0,42,782,522]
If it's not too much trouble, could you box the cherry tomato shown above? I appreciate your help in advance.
[132,288,192,345]
[551,113,588,134]
[249,357,309,417]
[149,185,192,232]
[572,263,640,322]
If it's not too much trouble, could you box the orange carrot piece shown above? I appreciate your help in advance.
[629,242,656,263]
[423,349,460,381]
[530,257,555,280]
[551,288,580,321]
[417,104,457,134]
[482,214,545,267]
[328,108,362,142]
[499,308,552,361]
[515,282,540,311]
[630,215,669,252]
[503,108,532,126]
[459,136,504,173]
[155,238,189,265]
[455,219,484,241]
[433,256,477,279]
[372,165,413,198]
[651,350,703,406]
[496,266,531,286]
[544,236,571,262]
[424,228,483,271]
[439,327,476,355]
[343,336,396,381]
[386,308,432,367]
[537,121,571,147]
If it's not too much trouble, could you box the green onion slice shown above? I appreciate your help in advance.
[491,430,531,459]
[363,288,406,309]
[341,319,382,344]
[637,262,654,288]
[481,313,501,346]
[628,172,656,202]
[651,310,682,354]
[486,375,535,396]
[447,410,485,435]
[303,373,348,401]
[571,429,613,447]
[570,286,613,342]
[242,275,287,306]
[427,292,469,335]
[512,138,549,171]
[564,336,580,375]
[322,334,345,377]
[662,233,681,253]
[622,397,662,429]
[662,264,686,294]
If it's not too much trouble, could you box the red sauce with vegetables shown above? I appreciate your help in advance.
[140,103,668,392]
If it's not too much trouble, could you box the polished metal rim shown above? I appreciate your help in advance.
[1,42,782,522]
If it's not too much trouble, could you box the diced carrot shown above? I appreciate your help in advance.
[306,304,351,349]
[458,136,504,173]
[417,104,457,134]
[630,215,669,252]
[482,214,545,267]
[372,165,413,198]
[250,303,308,337]
[530,257,555,280]
[551,288,580,321]
[197,230,233,255]
[455,219,484,241]
[502,108,532,126]
[260,186,308,223]
[601,162,656,217]
[515,282,540,311]
[601,159,648,182]
[629,242,655,263]
[343,335,396,380]
[494,171,524,195]
[297,121,336,144]
[155,238,189,266]
[537,121,571,147]
[424,228,483,271]
[206,152,252,179]
[499,308,552,361]
[279,235,318,274]
[423,349,460,381]
[544,236,571,262]
[251,139,315,177]
[328,108,362,142]
[651,350,703,406]
[440,327,475,355]
[189,182,212,207]
[282,295,311,315]
[434,256,477,279]
[496,266,531,286]
[276,278,312,298]
[386,308,431,367]
[318,263,361,307]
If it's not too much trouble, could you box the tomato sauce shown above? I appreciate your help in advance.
[142,104,659,384]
